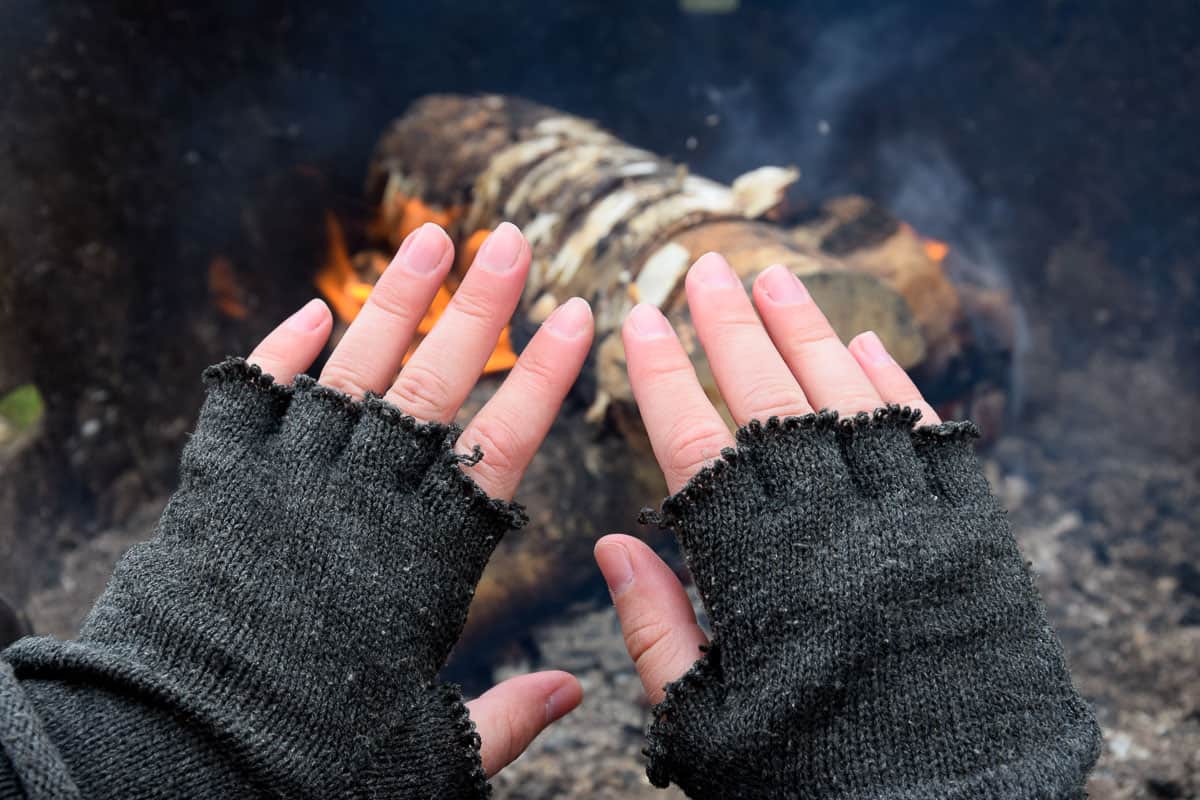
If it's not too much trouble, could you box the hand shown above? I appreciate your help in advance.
[247,221,592,777]
[594,252,940,704]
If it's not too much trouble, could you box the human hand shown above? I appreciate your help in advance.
[594,252,939,704]
[248,221,592,777]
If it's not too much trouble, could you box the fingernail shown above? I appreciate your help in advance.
[476,221,524,273]
[628,303,673,340]
[399,223,449,275]
[545,681,576,723]
[857,331,894,365]
[545,297,592,339]
[596,542,634,597]
[759,264,810,305]
[691,252,740,288]
[284,298,328,332]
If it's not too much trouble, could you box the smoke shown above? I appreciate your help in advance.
[684,4,1027,410]
[692,7,963,186]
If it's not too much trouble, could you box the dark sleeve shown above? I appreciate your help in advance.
[640,408,1101,800]
[0,358,526,799]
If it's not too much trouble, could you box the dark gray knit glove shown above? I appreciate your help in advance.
[641,408,1100,799]
[1,358,525,799]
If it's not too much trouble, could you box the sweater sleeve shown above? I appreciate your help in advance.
[640,408,1101,800]
[0,358,527,799]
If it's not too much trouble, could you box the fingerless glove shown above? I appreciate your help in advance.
[0,358,525,799]
[641,408,1100,799]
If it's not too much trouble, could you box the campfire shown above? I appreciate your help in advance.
[277,95,1020,654]
[317,95,1011,433]
[3,7,1194,793]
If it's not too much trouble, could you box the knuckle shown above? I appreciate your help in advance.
[247,348,285,377]
[513,350,560,396]
[633,350,689,386]
[461,417,523,489]
[319,363,375,398]
[740,378,806,421]
[714,313,766,339]
[783,314,837,349]
[365,282,422,328]
[500,707,525,766]
[837,390,885,415]
[663,418,729,481]
[390,363,455,417]
[835,388,892,417]
[624,614,677,668]
[447,285,496,326]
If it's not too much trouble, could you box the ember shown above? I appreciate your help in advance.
[922,236,950,264]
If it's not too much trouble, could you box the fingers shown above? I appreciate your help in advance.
[387,222,531,422]
[456,298,594,500]
[247,299,333,382]
[467,670,582,778]
[752,264,883,416]
[319,223,454,397]
[849,331,941,424]
[685,253,812,426]
[622,303,734,494]
[594,535,708,705]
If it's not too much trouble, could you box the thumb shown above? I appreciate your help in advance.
[466,670,582,777]
[594,534,709,704]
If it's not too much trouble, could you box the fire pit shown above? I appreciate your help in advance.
[1,3,1197,797]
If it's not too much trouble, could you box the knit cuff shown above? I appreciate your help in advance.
[641,408,1099,798]
[0,661,80,800]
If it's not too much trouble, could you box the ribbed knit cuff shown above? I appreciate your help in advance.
[641,408,1100,799]
[0,662,79,800]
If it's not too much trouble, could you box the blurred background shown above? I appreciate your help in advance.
[0,1,1197,797]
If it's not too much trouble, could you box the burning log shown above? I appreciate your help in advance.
[359,94,1005,421]
[318,94,1014,654]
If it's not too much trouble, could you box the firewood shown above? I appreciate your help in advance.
[364,95,998,426]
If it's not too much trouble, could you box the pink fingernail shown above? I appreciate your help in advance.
[596,542,635,597]
[759,264,810,305]
[691,252,740,288]
[628,303,673,339]
[857,331,894,365]
[476,221,524,273]
[284,298,328,332]
[399,223,449,275]
[545,297,592,339]
[545,682,576,722]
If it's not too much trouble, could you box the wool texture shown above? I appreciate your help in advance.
[0,358,526,799]
[640,407,1101,799]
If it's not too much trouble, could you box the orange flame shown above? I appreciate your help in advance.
[370,185,463,249]
[314,213,371,323]
[316,213,517,373]
[209,256,249,319]
[923,238,950,263]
